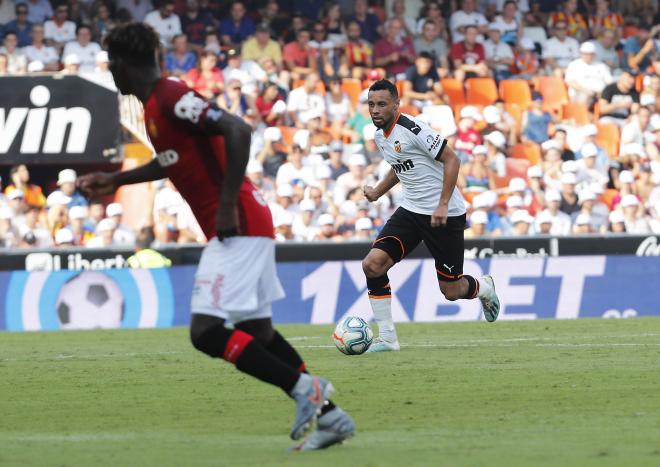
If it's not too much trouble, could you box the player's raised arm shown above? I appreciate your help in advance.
[432,143,461,228]
[78,159,166,199]
[363,169,399,202]
[201,105,253,239]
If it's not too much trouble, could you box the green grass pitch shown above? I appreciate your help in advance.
[1,319,660,467]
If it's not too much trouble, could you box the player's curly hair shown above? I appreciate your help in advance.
[369,79,398,99]
[104,22,160,66]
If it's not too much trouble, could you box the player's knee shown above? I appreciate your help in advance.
[439,282,461,301]
[234,318,275,345]
[362,257,387,278]
[190,314,231,357]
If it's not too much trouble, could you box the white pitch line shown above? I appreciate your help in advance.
[0,433,137,443]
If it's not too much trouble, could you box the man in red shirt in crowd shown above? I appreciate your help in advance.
[374,18,415,79]
[78,22,354,451]
[283,28,317,80]
[450,24,488,83]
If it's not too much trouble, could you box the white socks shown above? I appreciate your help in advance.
[477,276,492,298]
[369,296,398,343]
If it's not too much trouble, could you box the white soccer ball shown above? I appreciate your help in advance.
[333,316,373,355]
[55,271,125,330]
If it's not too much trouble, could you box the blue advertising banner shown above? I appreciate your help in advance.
[0,255,653,331]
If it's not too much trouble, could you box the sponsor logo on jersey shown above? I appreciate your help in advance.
[394,140,402,153]
[427,135,443,152]
[391,158,414,174]
[174,91,207,124]
[156,149,179,167]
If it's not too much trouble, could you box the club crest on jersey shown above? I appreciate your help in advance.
[391,158,414,174]
[174,91,207,124]
[394,140,402,153]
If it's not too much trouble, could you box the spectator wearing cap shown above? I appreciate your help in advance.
[68,205,93,246]
[402,52,445,109]
[54,228,75,247]
[223,47,267,96]
[50,169,88,208]
[564,41,613,105]
[269,183,298,221]
[598,70,640,126]
[105,202,135,245]
[62,25,102,73]
[414,20,450,78]
[43,4,76,54]
[449,0,488,44]
[164,34,197,77]
[455,106,483,159]
[346,0,382,44]
[183,50,224,100]
[527,165,546,208]
[459,145,496,193]
[535,210,554,235]
[575,144,609,188]
[283,28,317,81]
[522,93,552,144]
[4,164,45,208]
[620,194,651,234]
[465,210,489,238]
[24,24,59,71]
[3,4,32,48]
[547,0,588,42]
[17,205,51,247]
[144,0,182,49]
[6,189,27,226]
[611,170,638,209]
[46,192,71,236]
[593,28,620,71]
[572,213,595,234]
[17,0,52,26]
[451,24,488,83]
[314,213,341,241]
[255,126,287,177]
[326,140,349,180]
[513,37,540,81]
[242,23,283,68]
[304,110,333,157]
[86,218,117,248]
[218,78,257,119]
[219,1,255,48]
[623,22,660,73]
[86,200,105,231]
[354,217,375,241]
[287,72,326,127]
[484,22,514,83]
[559,171,581,216]
[621,107,652,147]
[374,18,416,79]
[117,0,153,23]
[0,32,27,74]
[542,20,579,74]
[577,189,608,231]
[179,0,214,51]
[340,20,374,80]
[472,191,503,235]
[0,205,20,247]
[575,124,609,163]
[541,190,571,235]
[274,211,296,242]
[62,53,81,74]
[292,198,318,241]
[483,130,507,177]
[246,159,272,199]
[606,209,626,233]
[335,153,369,205]
[509,209,535,236]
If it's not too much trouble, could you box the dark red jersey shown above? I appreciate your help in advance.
[143,78,274,239]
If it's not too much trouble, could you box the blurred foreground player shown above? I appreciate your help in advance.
[362,80,501,352]
[78,23,354,450]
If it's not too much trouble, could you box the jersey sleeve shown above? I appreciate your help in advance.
[411,120,448,161]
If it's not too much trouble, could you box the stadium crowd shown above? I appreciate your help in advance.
[1,0,660,248]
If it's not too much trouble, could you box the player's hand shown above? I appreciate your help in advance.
[216,202,240,241]
[77,172,116,198]
[431,204,448,228]
[363,185,380,202]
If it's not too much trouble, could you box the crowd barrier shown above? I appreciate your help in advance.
[0,235,658,331]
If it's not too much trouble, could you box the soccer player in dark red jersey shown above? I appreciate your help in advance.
[78,22,354,450]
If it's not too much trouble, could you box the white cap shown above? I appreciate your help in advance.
[263,126,282,141]
[355,217,373,231]
[318,213,335,225]
[561,172,577,185]
[27,60,44,72]
[583,124,598,136]
[57,169,77,185]
[575,213,592,226]
[470,210,489,225]
[520,37,535,50]
[363,123,377,140]
[68,205,87,220]
[8,189,24,200]
[620,194,639,207]
[246,159,263,174]
[481,190,498,207]
[590,182,605,194]
[46,191,72,207]
[0,206,13,219]
[315,164,332,179]
[106,202,124,217]
[64,54,80,65]
[508,177,527,192]
[96,218,116,232]
[348,153,367,166]
[274,211,294,227]
[272,99,287,114]
[541,140,561,151]
[472,145,487,156]
[299,199,316,211]
[293,129,310,148]
[561,160,578,173]
[579,41,596,54]
[483,105,501,124]
[640,93,656,107]
[537,211,554,224]
[511,209,533,224]
[581,143,598,158]
[621,142,645,157]
[487,22,503,32]
[506,195,524,208]
[277,184,294,197]
[609,210,625,223]
[619,170,634,184]
[472,194,489,209]
[527,165,543,178]
[484,131,506,149]
[578,190,596,203]
[460,105,482,121]
[55,228,74,244]
[545,190,562,202]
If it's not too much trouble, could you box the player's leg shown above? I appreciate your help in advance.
[363,208,422,351]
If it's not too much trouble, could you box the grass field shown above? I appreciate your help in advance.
[2,318,660,467]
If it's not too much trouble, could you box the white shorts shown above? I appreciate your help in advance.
[190,236,285,323]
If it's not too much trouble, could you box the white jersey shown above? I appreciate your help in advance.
[374,113,466,216]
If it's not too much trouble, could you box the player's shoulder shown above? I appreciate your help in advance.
[395,114,427,136]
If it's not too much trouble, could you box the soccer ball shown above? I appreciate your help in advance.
[55,271,125,330]
[333,316,373,355]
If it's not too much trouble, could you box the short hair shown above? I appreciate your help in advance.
[135,226,155,250]
[105,22,160,67]
[369,79,398,99]
[418,51,433,60]
[76,24,91,35]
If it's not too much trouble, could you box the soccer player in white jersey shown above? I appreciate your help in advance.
[362,80,500,352]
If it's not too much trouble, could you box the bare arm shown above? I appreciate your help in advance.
[78,158,166,198]
[364,168,399,201]
[431,144,461,227]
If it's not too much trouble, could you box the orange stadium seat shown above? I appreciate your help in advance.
[505,103,523,132]
[499,79,532,108]
[440,78,465,109]
[596,122,620,158]
[635,74,645,92]
[465,77,498,106]
[511,142,542,165]
[396,80,406,98]
[341,78,363,107]
[535,76,568,113]
[399,103,420,116]
[278,126,297,147]
[561,102,590,125]
[601,188,619,209]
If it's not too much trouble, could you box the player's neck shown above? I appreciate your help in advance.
[381,113,399,133]
[133,69,162,103]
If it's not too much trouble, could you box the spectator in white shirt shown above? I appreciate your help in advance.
[620,194,651,234]
[44,4,77,53]
[542,189,572,235]
[621,107,652,146]
[24,24,60,71]
[0,32,27,73]
[484,23,514,82]
[450,0,488,44]
[117,0,153,22]
[286,72,326,127]
[106,203,136,245]
[564,41,613,105]
[86,218,118,248]
[275,144,315,188]
[62,25,102,72]
[144,0,181,49]
[542,20,579,74]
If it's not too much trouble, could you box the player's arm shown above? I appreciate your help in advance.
[364,168,399,202]
[200,105,253,239]
[432,143,461,228]
[78,158,165,198]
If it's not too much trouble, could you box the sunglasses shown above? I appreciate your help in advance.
[17,10,28,14]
